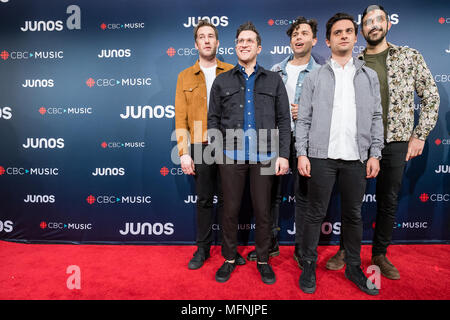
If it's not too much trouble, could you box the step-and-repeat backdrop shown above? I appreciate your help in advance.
[0,0,448,245]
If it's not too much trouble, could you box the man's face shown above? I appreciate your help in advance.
[195,26,219,59]
[290,24,317,57]
[361,9,391,46]
[326,19,357,55]
[235,30,261,64]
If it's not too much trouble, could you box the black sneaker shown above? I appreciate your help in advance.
[257,263,276,285]
[235,252,246,266]
[246,239,280,261]
[299,261,316,294]
[345,265,379,296]
[188,248,210,270]
[215,261,236,283]
[293,251,303,270]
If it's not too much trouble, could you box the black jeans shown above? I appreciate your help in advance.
[302,158,367,266]
[219,158,274,262]
[191,143,222,251]
[338,142,408,256]
[372,141,408,256]
[270,133,308,256]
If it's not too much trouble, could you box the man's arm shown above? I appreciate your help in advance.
[207,78,221,132]
[175,72,190,157]
[369,74,384,160]
[275,76,291,159]
[295,73,314,157]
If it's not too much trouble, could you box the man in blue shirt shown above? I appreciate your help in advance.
[208,22,291,285]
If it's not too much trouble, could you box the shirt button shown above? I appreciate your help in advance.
[247,89,250,91]
[248,112,251,115]
[248,100,251,103]
[248,125,251,128]
[240,104,243,108]
[241,87,244,90]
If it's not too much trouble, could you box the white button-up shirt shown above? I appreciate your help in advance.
[327,58,359,160]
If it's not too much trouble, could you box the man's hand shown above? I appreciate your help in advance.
[180,154,195,175]
[406,137,425,161]
[275,157,289,176]
[297,156,311,177]
[291,103,298,121]
[366,157,380,178]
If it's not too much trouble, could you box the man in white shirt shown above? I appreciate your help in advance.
[296,13,383,295]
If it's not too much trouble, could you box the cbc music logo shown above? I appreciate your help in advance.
[98,49,131,59]
[419,193,449,202]
[40,221,92,231]
[38,106,93,116]
[100,141,146,149]
[119,222,174,236]
[434,138,450,146]
[0,107,12,119]
[24,194,55,203]
[394,221,428,229]
[86,195,152,205]
[287,222,341,235]
[160,166,191,176]
[166,47,234,57]
[183,16,229,28]
[22,79,54,88]
[120,105,175,119]
[0,220,13,233]
[100,22,145,30]
[267,18,297,26]
[20,5,81,32]
[85,77,151,87]
[434,74,450,82]
[438,17,450,24]
[22,138,64,149]
[0,50,63,61]
[92,168,125,176]
[0,166,59,176]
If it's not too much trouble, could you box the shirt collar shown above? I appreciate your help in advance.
[330,57,354,69]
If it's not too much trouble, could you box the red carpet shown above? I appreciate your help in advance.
[0,241,449,300]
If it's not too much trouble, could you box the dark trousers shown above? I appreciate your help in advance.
[219,159,274,262]
[303,158,367,266]
[372,142,408,256]
[270,133,308,256]
[191,143,222,250]
[338,142,408,256]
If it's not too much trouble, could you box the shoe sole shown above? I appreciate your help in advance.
[188,256,210,270]
[215,275,231,283]
[344,273,379,295]
[247,250,280,262]
[261,277,276,285]
[300,284,316,294]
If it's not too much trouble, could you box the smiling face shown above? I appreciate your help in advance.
[235,30,261,65]
[290,23,317,58]
[326,19,357,56]
[361,9,391,46]
[194,26,219,60]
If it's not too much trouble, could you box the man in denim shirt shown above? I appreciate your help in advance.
[246,17,321,269]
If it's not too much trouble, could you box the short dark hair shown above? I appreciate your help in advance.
[326,13,358,40]
[362,4,389,23]
[194,19,219,41]
[235,21,261,46]
[286,17,318,39]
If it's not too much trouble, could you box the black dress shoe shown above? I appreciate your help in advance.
[345,265,379,295]
[188,248,210,270]
[299,261,316,294]
[257,263,276,285]
[215,261,236,283]
[247,239,280,261]
[235,252,246,266]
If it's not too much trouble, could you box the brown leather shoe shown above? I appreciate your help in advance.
[326,249,345,270]
[372,255,400,280]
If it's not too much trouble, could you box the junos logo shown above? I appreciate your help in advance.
[184,195,218,204]
[355,13,399,25]
[183,16,228,28]
[0,220,13,233]
[0,107,12,119]
[22,79,54,88]
[20,5,81,32]
[24,195,55,203]
[92,168,125,176]
[435,165,450,174]
[98,49,131,59]
[119,222,174,235]
[288,222,341,235]
[120,105,175,119]
[22,138,64,149]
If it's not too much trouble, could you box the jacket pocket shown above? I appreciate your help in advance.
[183,83,200,107]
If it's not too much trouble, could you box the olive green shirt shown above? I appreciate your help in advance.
[364,48,389,138]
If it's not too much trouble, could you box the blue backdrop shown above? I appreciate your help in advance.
[0,0,448,245]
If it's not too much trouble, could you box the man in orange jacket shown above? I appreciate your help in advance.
[175,20,246,270]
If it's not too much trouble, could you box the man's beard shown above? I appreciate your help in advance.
[364,26,388,46]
